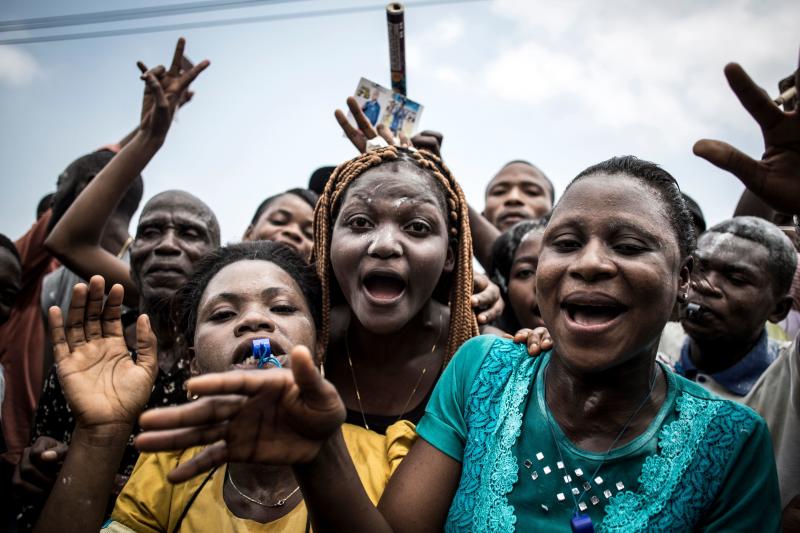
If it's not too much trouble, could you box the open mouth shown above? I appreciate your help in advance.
[363,272,407,301]
[561,294,628,328]
[232,338,288,369]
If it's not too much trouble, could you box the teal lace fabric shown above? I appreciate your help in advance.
[444,338,768,532]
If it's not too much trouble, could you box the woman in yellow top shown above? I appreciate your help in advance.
[34,241,415,533]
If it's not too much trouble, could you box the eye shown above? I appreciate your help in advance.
[489,186,507,197]
[268,216,288,226]
[726,274,749,286]
[209,309,235,322]
[551,238,582,252]
[346,215,373,230]
[405,220,431,234]
[181,227,202,239]
[139,226,160,238]
[523,187,543,197]
[614,242,648,255]
[271,304,298,314]
[513,267,535,280]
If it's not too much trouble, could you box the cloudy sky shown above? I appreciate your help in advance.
[1,0,798,242]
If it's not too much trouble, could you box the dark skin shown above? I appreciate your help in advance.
[326,166,453,420]
[335,97,505,323]
[681,231,792,374]
[483,163,553,232]
[243,193,314,261]
[508,230,545,330]
[19,36,211,507]
[134,170,689,532]
[0,247,21,325]
[44,37,210,308]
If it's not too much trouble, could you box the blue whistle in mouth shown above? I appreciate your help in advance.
[252,338,282,369]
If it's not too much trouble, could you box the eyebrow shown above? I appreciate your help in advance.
[605,220,662,243]
[512,255,539,264]
[695,255,759,277]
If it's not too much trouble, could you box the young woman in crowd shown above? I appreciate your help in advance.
[243,188,318,261]
[34,241,416,532]
[137,155,780,531]
[487,218,548,334]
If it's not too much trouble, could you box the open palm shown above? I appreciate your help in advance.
[49,276,158,430]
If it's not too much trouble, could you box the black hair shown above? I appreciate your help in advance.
[250,188,319,226]
[175,240,321,345]
[0,234,20,264]
[569,156,696,258]
[495,160,556,204]
[308,167,336,195]
[681,193,706,234]
[488,218,548,332]
[36,193,54,219]
[48,150,143,231]
[706,216,798,298]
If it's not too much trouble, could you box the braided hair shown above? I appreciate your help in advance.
[313,146,478,364]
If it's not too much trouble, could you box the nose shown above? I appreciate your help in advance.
[367,226,403,259]
[503,186,524,206]
[280,224,303,245]
[691,273,723,299]
[567,239,617,282]
[154,229,181,256]
[235,307,275,336]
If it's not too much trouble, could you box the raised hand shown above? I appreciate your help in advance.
[49,276,158,432]
[137,37,210,144]
[335,96,413,153]
[135,345,345,483]
[694,54,800,214]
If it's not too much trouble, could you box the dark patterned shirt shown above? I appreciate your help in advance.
[16,355,190,531]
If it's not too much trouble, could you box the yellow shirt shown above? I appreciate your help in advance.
[103,421,416,532]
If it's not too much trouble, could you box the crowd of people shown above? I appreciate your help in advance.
[1,37,799,532]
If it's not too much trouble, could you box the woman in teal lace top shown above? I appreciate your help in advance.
[136,156,780,532]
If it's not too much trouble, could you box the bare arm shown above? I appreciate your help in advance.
[469,205,500,271]
[34,278,158,533]
[45,38,209,307]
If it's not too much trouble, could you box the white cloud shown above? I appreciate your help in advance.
[0,46,42,86]
[433,65,464,85]
[485,0,799,150]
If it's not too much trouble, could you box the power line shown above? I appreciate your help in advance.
[0,0,487,46]
[0,0,306,32]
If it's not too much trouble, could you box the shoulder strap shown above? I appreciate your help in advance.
[171,465,220,533]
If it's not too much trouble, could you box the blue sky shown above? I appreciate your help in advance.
[1,0,798,242]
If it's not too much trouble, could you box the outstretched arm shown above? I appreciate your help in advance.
[135,347,462,532]
[45,38,209,307]
[694,53,800,214]
[34,277,158,533]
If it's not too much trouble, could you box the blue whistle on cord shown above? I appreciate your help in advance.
[570,513,594,533]
[252,338,282,369]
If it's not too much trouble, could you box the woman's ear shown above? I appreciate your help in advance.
[678,255,693,301]
[443,240,456,273]
[242,224,254,241]
[188,347,199,376]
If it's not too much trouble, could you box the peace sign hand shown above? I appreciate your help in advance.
[694,53,800,214]
[49,276,158,434]
[136,38,210,144]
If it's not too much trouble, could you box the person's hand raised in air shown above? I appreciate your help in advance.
[694,51,800,214]
[49,276,158,435]
[135,346,346,483]
[137,37,210,145]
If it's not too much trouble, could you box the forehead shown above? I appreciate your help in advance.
[514,231,544,260]
[697,232,769,265]
[138,203,211,228]
[261,194,313,218]
[341,164,444,210]
[489,164,550,190]
[200,260,303,306]
[552,174,674,239]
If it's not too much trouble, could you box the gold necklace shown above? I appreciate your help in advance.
[345,313,442,431]
[226,467,300,508]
